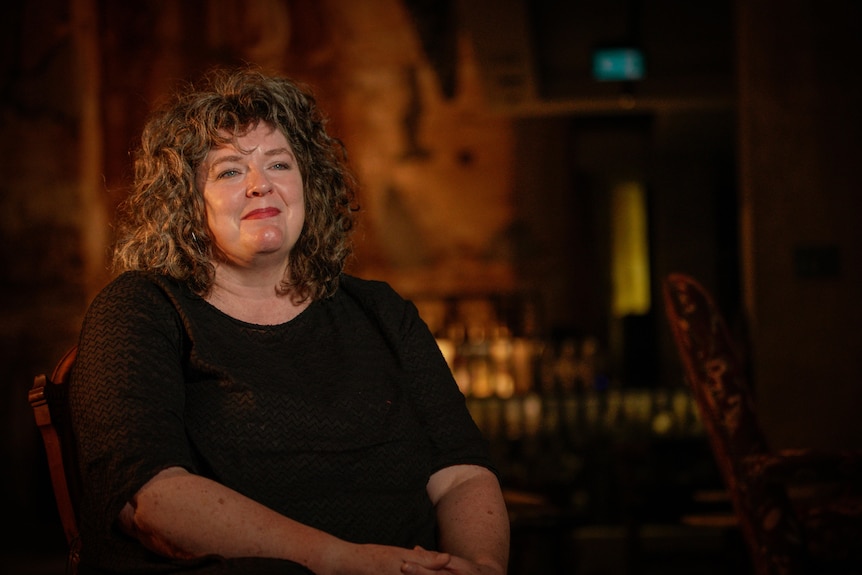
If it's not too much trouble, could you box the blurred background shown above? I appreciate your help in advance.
[2,0,860,573]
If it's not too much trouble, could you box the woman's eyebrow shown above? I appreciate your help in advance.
[207,147,294,172]
[209,154,243,168]
[264,147,293,158]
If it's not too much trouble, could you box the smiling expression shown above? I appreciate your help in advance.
[198,122,305,271]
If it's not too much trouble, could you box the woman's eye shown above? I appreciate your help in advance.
[216,169,240,179]
[272,162,291,170]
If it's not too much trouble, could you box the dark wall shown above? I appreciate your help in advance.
[738,0,862,449]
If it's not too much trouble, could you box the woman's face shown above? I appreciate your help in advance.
[198,122,305,271]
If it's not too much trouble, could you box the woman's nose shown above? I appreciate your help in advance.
[246,169,273,197]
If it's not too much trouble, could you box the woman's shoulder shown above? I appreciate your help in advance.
[338,274,405,306]
[95,270,177,296]
[89,271,191,315]
[335,274,421,332]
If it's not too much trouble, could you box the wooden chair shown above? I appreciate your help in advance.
[29,346,80,574]
[662,273,862,575]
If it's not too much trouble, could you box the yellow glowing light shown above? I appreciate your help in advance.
[611,181,651,317]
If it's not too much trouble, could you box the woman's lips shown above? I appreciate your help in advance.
[243,207,281,220]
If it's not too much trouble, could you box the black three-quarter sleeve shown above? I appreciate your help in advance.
[402,300,496,475]
[338,276,497,478]
[70,272,197,560]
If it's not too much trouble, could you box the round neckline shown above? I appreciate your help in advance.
[195,292,319,330]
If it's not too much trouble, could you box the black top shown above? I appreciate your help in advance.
[70,271,494,574]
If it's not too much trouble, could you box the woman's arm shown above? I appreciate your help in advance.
[119,466,451,575]
[416,464,510,575]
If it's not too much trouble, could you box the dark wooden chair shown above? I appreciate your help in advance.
[662,273,862,575]
[29,346,80,575]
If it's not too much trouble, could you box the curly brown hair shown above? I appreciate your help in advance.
[112,66,358,301]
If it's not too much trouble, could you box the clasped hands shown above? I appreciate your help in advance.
[323,543,504,575]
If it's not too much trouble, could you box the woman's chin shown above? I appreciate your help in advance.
[248,227,287,252]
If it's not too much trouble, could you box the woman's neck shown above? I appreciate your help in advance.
[206,267,310,325]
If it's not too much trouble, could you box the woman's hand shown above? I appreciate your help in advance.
[400,547,505,575]
[316,542,450,575]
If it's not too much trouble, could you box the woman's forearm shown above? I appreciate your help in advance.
[119,467,338,571]
[427,465,510,574]
[120,467,452,575]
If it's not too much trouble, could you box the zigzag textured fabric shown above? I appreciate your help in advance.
[69,271,494,573]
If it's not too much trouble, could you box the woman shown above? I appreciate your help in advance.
[70,66,509,575]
